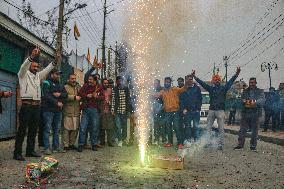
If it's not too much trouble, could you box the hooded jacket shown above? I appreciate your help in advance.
[41,77,68,112]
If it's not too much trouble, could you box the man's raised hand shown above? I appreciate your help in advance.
[31,45,40,59]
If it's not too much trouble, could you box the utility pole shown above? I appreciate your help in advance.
[223,56,229,83]
[115,41,118,77]
[102,0,107,78]
[55,0,65,68]
[261,61,278,88]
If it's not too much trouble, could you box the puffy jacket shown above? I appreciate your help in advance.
[63,82,81,117]
[179,84,202,112]
[160,87,185,112]
[18,57,55,101]
[195,74,238,110]
[241,87,265,117]
[42,78,68,112]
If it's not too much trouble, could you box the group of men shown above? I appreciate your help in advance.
[0,46,282,161]
[9,46,132,161]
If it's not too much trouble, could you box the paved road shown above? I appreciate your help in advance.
[0,133,283,189]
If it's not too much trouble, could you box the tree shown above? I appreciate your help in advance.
[16,0,72,49]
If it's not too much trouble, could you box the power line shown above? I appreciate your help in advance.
[3,0,52,25]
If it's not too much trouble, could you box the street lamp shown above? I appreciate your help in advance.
[261,61,278,88]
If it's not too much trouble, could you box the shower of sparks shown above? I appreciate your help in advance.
[123,0,167,165]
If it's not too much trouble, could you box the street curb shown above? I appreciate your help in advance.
[224,128,284,146]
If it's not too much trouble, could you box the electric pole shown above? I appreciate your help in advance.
[102,0,107,78]
[261,61,278,88]
[55,0,65,68]
[223,56,229,83]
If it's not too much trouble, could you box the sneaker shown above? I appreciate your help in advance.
[53,148,66,153]
[13,154,26,161]
[43,149,52,155]
[217,146,223,151]
[178,144,183,149]
[250,147,257,152]
[262,129,267,132]
[69,145,77,150]
[164,143,173,147]
[77,145,83,152]
[233,146,243,151]
[95,144,103,148]
[92,145,98,151]
[118,141,123,147]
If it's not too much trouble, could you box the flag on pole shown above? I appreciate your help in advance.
[93,55,102,69]
[86,48,91,62]
[74,22,80,40]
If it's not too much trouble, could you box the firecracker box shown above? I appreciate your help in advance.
[149,155,184,170]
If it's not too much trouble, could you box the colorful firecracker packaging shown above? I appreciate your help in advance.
[25,157,59,186]
[25,163,41,185]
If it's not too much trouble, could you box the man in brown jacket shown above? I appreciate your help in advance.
[62,73,81,150]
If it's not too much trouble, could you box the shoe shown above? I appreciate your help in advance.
[53,148,66,153]
[43,149,52,155]
[84,144,92,149]
[92,145,98,151]
[233,146,243,151]
[13,154,26,161]
[217,146,223,151]
[272,129,276,132]
[26,151,41,157]
[153,141,159,145]
[247,129,251,132]
[108,143,114,147]
[77,145,83,152]
[164,143,173,147]
[262,129,267,132]
[64,147,70,151]
[250,147,257,152]
[69,145,77,150]
[178,144,183,149]
[95,144,103,148]
[118,141,123,147]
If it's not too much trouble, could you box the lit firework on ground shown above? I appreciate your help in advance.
[122,0,167,166]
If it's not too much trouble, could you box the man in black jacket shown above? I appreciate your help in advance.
[234,77,265,151]
[42,68,67,155]
[191,67,241,150]
[179,75,202,143]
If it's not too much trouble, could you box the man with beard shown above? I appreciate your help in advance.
[111,76,131,147]
[42,69,67,155]
[154,77,188,148]
[62,73,81,151]
[179,75,202,143]
[14,46,58,161]
[191,67,241,150]
[78,75,104,152]
[100,78,114,147]
[234,77,265,151]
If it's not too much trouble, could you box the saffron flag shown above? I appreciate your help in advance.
[74,22,80,40]
[93,55,102,69]
[86,48,91,62]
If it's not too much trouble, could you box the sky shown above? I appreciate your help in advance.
[1,0,283,90]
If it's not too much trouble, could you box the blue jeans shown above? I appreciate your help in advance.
[115,113,127,142]
[78,108,99,146]
[164,111,181,144]
[184,111,200,141]
[43,111,62,150]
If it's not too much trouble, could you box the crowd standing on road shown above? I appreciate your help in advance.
[0,46,283,161]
